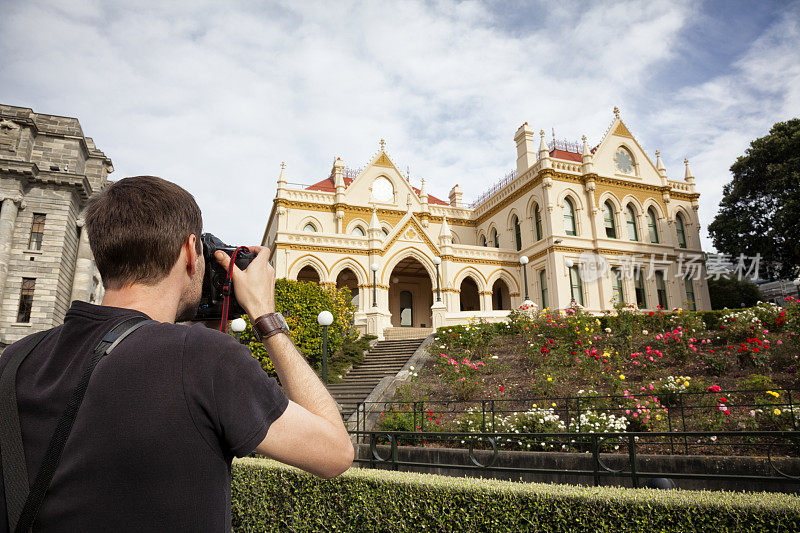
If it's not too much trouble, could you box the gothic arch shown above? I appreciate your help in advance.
[288,254,328,283]
[379,246,436,286]
[329,257,369,286]
[346,218,369,235]
[298,215,323,233]
[597,191,622,213]
[525,192,545,220]
[485,268,520,293]
[505,208,522,231]
[452,266,487,293]
[620,194,644,215]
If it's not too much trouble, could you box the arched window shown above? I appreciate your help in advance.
[512,215,522,251]
[655,271,668,309]
[684,274,696,310]
[676,213,687,248]
[611,267,625,305]
[568,265,583,305]
[563,198,576,236]
[603,201,617,239]
[534,205,543,241]
[480,234,487,247]
[351,226,365,236]
[647,208,659,243]
[625,205,639,241]
[382,227,390,237]
[303,222,317,232]
[634,269,647,308]
[491,228,499,248]
[539,269,548,309]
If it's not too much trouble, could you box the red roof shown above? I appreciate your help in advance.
[306,177,449,205]
[549,148,582,162]
[306,176,353,192]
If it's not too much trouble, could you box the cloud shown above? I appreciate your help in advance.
[0,0,796,253]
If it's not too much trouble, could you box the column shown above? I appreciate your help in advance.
[70,219,94,302]
[0,196,23,305]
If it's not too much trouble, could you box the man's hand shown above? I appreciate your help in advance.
[214,245,275,319]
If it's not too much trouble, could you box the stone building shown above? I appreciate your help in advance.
[262,109,711,339]
[0,104,112,351]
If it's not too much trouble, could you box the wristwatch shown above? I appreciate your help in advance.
[252,312,290,342]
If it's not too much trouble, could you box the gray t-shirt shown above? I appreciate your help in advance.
[0,301,288,532]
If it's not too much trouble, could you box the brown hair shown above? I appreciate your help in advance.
[85,176,203,289]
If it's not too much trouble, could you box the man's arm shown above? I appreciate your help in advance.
[215,246,354,479]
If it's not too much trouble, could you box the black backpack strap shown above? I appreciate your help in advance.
[14,316,154,533]
[0,330,52,532]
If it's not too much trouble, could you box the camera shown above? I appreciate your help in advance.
[194,233,256,321]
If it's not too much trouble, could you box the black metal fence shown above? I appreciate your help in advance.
[350,429,800,489]
[351,388,800,453]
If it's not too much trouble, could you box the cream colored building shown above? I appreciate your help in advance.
[262,109,710,339]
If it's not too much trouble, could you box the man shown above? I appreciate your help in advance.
[0,176,353,531]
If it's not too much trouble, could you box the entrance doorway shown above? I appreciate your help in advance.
[388,257,433,328]
[492,279,511,310]
[336,268,359,310]
[400,290,413,326]
[460,277,480,311]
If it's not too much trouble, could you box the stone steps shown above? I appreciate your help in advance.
[327,333,428,419]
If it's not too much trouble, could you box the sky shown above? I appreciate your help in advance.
[1,0,798,250]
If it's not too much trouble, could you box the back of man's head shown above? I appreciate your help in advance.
[85,176,203,290]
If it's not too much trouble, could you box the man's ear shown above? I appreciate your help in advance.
[186,234,200,276]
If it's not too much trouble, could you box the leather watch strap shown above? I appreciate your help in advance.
[253,313,288,342]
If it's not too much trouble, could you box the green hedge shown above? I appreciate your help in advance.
[231,458,800,532]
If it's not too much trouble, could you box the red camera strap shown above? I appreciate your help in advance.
[219,246,250,333]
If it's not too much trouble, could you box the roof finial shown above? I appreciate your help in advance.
[613,106,620,118]
[281,161,285,170]
[684,158,695,182]
[655,150,666,177]
[380,138,386,151]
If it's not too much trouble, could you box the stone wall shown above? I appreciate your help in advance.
[0,104,112,350]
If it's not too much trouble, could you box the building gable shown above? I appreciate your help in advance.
[591,113,664,187]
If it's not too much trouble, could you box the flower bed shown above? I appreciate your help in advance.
[377,301,800,454]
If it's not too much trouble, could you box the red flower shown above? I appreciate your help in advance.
[499,385,504,392]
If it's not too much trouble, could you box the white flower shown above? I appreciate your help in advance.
[409,365,415,370]
[642,330,649,335]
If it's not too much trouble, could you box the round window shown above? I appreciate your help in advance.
[372,177,394,203]
[615,147,635,174]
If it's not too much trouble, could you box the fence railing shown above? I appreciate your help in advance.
[351,429,800,489]
[351,388,800,456]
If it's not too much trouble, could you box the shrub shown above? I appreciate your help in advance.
[232,458,800,532]
[230,278,357,377]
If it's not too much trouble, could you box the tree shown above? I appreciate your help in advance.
[707,276,763,310]
[708,119,800,279]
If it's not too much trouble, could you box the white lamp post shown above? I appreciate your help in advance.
[433,256,442,301]
[370,262,379,308]
[317,310,334,383]
[519,255,529,301]
[793,278,800,299]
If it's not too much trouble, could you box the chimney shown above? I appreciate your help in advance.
[448,184,463,208]
[514,122,536,175]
